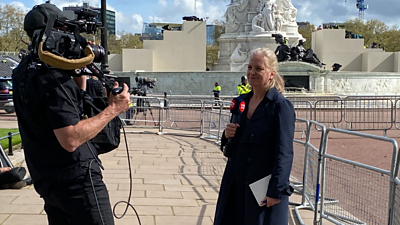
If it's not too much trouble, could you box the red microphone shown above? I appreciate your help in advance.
[230,98,246,124]
[224,97,246,157]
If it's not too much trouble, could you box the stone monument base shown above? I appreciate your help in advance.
[212,31,304,72]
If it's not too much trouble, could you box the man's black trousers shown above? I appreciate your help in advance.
[43,162,114,225]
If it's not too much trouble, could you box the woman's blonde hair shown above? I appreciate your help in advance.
[251,47,285,93]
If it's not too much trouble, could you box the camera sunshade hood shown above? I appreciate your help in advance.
[38,41,94,70]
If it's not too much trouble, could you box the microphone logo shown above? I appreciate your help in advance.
[239,101,245,112]
[230,99,236,111]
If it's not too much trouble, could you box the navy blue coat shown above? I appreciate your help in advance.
[214,87,295,225]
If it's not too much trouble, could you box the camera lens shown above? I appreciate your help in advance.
[89,44,105,63]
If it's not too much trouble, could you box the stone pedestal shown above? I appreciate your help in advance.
[212,31,303,72]
[212,0,304,71]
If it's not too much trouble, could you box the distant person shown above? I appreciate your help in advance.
[213,82,221,105]
[317,25,322,30]
[0,167,27,189]
[237,76,251,95]
[284,37,288,45]
[332,63,342,72]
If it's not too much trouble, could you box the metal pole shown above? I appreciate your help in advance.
[7,132,13,156]
[101,0,109,74]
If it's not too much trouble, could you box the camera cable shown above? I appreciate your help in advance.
[111,123,141,225]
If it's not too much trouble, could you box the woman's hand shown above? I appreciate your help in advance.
[260,196,281,207]
[225,123,240,138]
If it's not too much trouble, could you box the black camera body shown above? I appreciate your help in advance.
[131,77,157,96]
[31,7,105,66]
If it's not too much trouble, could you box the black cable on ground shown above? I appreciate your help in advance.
[112,122,141,225]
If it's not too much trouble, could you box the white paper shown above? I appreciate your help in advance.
[249,174,272,207]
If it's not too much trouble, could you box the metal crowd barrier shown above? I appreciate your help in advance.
[291,119,310,202]
[124,94,400,134]
[392,177,400,224]
[116,95,400,224]
[164,98,204,136]
[396,99,400,130]
[294,120,328,225]
[292,101,313,137]
[314,98,394,135]
[201,101,230,143]
[120,96,162,132]
[319,128,398,225]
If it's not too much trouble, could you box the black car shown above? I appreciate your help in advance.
[0,77,14,114]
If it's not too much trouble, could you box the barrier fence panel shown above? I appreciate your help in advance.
[295,121,327,225]
[320,128,398,225]
[314,99,344,130]
[201,101,230,142]
[163,99,204,136]
[120,96,162,130]
[393,178,400,224]
[344,98,393,134]
[291,119,311,206]
[396,99,400,130]
[292,101,313,136]
[286,95,342,104]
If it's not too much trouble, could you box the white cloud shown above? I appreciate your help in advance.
[8,1,30,12]
[156,0,226,24]
[158,0,167,7]
[131,14,144,33]
[149,15,164,23]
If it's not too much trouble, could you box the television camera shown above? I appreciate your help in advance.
[129,77,157,122]
[27,4,118,95]
[32,7,105,61]
[131,77,157,97]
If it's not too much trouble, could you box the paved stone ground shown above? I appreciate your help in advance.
[0,127,335,225]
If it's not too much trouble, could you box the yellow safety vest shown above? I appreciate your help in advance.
[214,86,221,91]
[237,84,251,95]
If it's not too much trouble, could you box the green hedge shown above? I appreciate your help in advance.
[0,129,21,150]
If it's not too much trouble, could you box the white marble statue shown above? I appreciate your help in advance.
[252,13,265,32]
[276,0,297,24]
[256,0,276,32]
[274,13,282,31]
[230,43,249,63]
[224,0,249,33]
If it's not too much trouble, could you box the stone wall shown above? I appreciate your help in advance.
[114,62,400,96]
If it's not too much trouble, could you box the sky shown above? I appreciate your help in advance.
[2,0,400,34]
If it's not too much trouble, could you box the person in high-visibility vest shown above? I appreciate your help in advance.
[213,82,221,105]
[237,76,251,95]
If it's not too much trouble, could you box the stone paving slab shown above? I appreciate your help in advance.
[1,128,327,224]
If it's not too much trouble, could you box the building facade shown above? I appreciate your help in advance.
[206,25,215,45]
[63,3,116,35]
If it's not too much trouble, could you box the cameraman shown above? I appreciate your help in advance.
[12,3,130,225]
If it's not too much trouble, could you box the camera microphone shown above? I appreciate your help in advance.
[223,97,246,157]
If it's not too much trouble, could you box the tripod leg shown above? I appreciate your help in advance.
[146,101,157,126]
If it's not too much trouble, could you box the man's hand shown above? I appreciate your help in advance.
[107,82,130,115]
[260,196,281,207]
[0,167,11,173]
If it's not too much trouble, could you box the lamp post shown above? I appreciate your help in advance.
[101,0,109,74]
